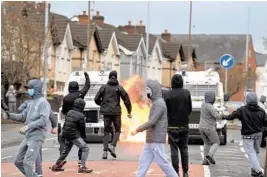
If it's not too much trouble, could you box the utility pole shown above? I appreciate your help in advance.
[43,1,49,98]
[86,1,91,71]
[187,1,192,70]
[146,2,150,80]
[245,7,250,96]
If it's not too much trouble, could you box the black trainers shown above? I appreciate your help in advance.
[78,166,93,173]
[255,171,263,177]
[108,145,117,158]
[202,158,210,165]
[102,151,108,159]
[251,168,257,176]
[206,155,216,165]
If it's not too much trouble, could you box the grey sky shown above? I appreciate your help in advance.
[50,1,267,54]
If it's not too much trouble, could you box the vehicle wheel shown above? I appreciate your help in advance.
[221,125,227,145]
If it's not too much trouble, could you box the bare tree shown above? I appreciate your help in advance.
[1,1,47,88]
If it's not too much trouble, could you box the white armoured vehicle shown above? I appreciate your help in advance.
[176,69,229,145]
[58,70,111,142]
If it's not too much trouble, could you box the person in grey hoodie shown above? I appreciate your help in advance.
[18,100,57,177]
[5,85,17,113]
[199,91,222,165]
[131,79,178,177]
[5,79,51,177]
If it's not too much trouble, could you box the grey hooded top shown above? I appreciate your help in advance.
[199,91,221,129]
[8,79,51,142]
[136,79,168,143]
[18,100,57,128]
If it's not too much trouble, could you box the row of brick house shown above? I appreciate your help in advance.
[2,2,258,101]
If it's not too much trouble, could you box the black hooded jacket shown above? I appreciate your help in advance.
[94,71,132,116]
[223,92,266,135]
[62,72,90,115]
[164,74,192,127]
[63,98,86,140]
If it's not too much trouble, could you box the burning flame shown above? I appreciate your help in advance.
[120,75,150,142]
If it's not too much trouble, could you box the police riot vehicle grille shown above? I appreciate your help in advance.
[79,84,101,98]
[184,85,218,96]
[189,111,201,124]
[84,110,98,123]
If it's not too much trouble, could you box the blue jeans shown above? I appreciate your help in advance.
[35,148,42,176]
[137,143,178,177]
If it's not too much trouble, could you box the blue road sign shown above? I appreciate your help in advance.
[220,54,235,69]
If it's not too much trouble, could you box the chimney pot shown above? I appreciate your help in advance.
[96,11,100,15]
[83,11,86,15]
[139,20,143,25]
[128,21,132,25]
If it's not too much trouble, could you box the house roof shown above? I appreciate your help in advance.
[160,41,182,61]
[157,34,248,64]
[96,23,143,52]
[143,34,158,54]
[255,52,267,66]
[97,29,114,49]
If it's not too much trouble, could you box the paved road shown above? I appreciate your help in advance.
[1,130,266,177]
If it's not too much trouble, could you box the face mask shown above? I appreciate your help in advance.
[27,89,34,97]
[146,86,152,99]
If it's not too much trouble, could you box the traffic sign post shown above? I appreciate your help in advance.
[220,54,235,94]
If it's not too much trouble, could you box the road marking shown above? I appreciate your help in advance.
[200,146,210,177]
[45,137,57,141]
[1,156,13,160]
[240,147,245,153]
[42,148,48,151]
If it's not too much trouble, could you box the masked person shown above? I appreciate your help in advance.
[163,74,192,177]
[51,98,93,173]
[5,85,17,113]
[5,79,51,177]
[131,79,178,177]
[95,70,132,159]
[18,100,57,177]
[223,92,266,177]
[199,91,223,165]
[59,72,90,168]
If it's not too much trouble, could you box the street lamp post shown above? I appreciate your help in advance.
[43,1,49,98]
[187,1,192,69]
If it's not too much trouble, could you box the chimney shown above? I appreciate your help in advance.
[161,29,171,42]
[39,2,51,13]
[92,11,104,27]
[78,11,88,25]
[136,20,146,35]
[124,21,135,34]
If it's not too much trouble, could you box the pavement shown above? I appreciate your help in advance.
[1,124,266,177]
[1,124,25,148]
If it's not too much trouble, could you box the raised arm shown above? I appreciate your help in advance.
[79,72,90,98]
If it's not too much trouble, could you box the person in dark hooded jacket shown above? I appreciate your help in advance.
[223,92,266,177]
[51,98,93,173]
[163,74,192,177]
[94,70,132,160]
[59,72,90,167]
[199,91,222,165]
